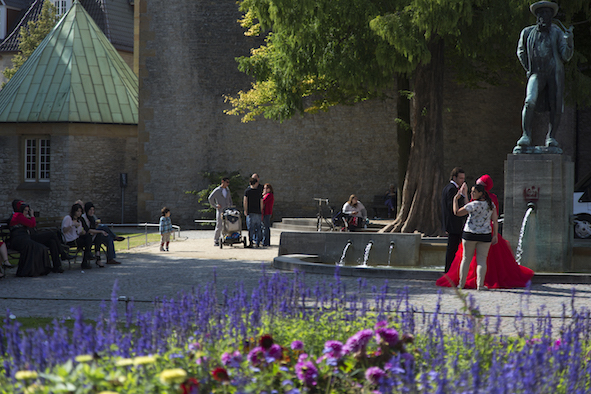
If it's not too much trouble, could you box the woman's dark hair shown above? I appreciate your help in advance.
[264,183,274,194]
[84,202,94,213]
[70,203,83,218]
[473,184,493,210]
[161,207,170,216]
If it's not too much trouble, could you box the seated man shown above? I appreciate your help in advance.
[81,202,121,265]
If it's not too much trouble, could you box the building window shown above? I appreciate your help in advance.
[25,138,50,182]
[54,0,70,16]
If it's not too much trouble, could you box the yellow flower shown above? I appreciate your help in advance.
[75,354,94,363]
[115,358,134,367]
[133,355,157,365]
[98,392,119,394]
[15,370,38,380]
[159,368,187,385]
[23,383,44,393]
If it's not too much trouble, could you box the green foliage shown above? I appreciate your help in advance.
[185,171,250,215]
[2,0,58,84]
[228,0,591,121]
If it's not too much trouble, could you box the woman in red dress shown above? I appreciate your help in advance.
[436,175,535,289]
[9,201,52,277]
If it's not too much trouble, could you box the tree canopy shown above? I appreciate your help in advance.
[227,0,591,234]
[2,0,58,84]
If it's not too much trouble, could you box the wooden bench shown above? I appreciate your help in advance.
[371,194,393,219]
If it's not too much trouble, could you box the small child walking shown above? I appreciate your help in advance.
[159,207,173,251]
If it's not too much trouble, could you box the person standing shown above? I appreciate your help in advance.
[437,174,534,289]
[441,167,466,273]
[208,177,233,247]
[244,177,263,248]
[453,183,498,290]
[159,207,173,252]
[261,183,275,247]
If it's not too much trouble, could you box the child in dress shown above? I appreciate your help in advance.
[159,207,173,252]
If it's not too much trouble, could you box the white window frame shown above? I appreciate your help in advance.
[54,0,71,16]
[24,138,51,183]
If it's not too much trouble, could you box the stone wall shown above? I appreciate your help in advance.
[138,0,590,227]
[137,0,399,226]
[0,123,138,223]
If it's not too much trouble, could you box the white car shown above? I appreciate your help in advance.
[574,191,591,239]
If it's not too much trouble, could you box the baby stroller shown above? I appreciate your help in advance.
[219,207,248,248]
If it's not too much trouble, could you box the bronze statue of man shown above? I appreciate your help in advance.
[514,1,574,154]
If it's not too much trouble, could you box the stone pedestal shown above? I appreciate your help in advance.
[504,154,573,272]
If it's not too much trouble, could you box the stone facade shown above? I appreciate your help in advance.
[137,0,399,226]
[138,0,591,228]
[0,123,138,223]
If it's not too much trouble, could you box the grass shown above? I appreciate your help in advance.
[113,232,162,252]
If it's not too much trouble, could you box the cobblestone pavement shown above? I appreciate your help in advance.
[0,230,589,336]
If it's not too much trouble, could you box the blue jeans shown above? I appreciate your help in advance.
[262,214,271,246]
[246,213,262,246]
[97,224,116,260]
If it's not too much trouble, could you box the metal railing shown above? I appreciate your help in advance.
[102,223,181,250]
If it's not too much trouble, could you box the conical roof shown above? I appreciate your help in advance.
[0,0,138,124]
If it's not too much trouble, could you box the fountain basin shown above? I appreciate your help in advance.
[274,254,442,279]
[279,231,421,267]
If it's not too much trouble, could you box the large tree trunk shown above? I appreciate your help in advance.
[383,38,445,236]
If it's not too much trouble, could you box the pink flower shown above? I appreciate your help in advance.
[266,344,283,361]
[376,327,399,347]
[221,350,243,368]
[365,366,386,385]
[295,360,318,387]
[344,329,374,354]
[290,340,304,350]
[323,340,344,359]
[248,346,265,366]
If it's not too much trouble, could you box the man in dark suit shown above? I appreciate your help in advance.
[441,167,466,273]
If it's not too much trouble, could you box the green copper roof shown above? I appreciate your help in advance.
[0,0,138,124]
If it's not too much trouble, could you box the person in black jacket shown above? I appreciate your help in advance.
[441,167,467,273]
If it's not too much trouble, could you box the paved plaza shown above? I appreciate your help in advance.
[0,230,589,336]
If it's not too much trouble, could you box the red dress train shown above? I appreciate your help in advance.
[436,190,534,289]
[435,234,534,289]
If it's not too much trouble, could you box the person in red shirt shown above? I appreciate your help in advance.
[261,183,275,247]
[9,201,52,277]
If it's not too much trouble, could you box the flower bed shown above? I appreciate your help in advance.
[1,270,590,393]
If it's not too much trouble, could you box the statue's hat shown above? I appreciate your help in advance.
[530,1,559,17]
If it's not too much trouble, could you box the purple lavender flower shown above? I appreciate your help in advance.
[188,342,201,352]
[298,353,308,362]
[290,340,304,350]
[343,329,374,354]
[376,327,399,347]
[221,350,243,368]
[365,366,387,385]
[295,360,318,387]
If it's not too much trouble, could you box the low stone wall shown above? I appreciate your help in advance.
[279,231,422,267]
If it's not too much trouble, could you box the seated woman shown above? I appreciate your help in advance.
[342,194,368,231]
[0,241,8,278]
[61,203,93,269]
[81,202,121,266]
[9,201,52,277]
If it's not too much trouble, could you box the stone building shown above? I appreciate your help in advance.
[0,0,588,229]
[0,0,135,86]
[0,1,138,222]
[137,0,590,227]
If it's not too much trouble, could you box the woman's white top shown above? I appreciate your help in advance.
[463,200,494,234]
[61,215,83,243]
[342,201,367,218]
